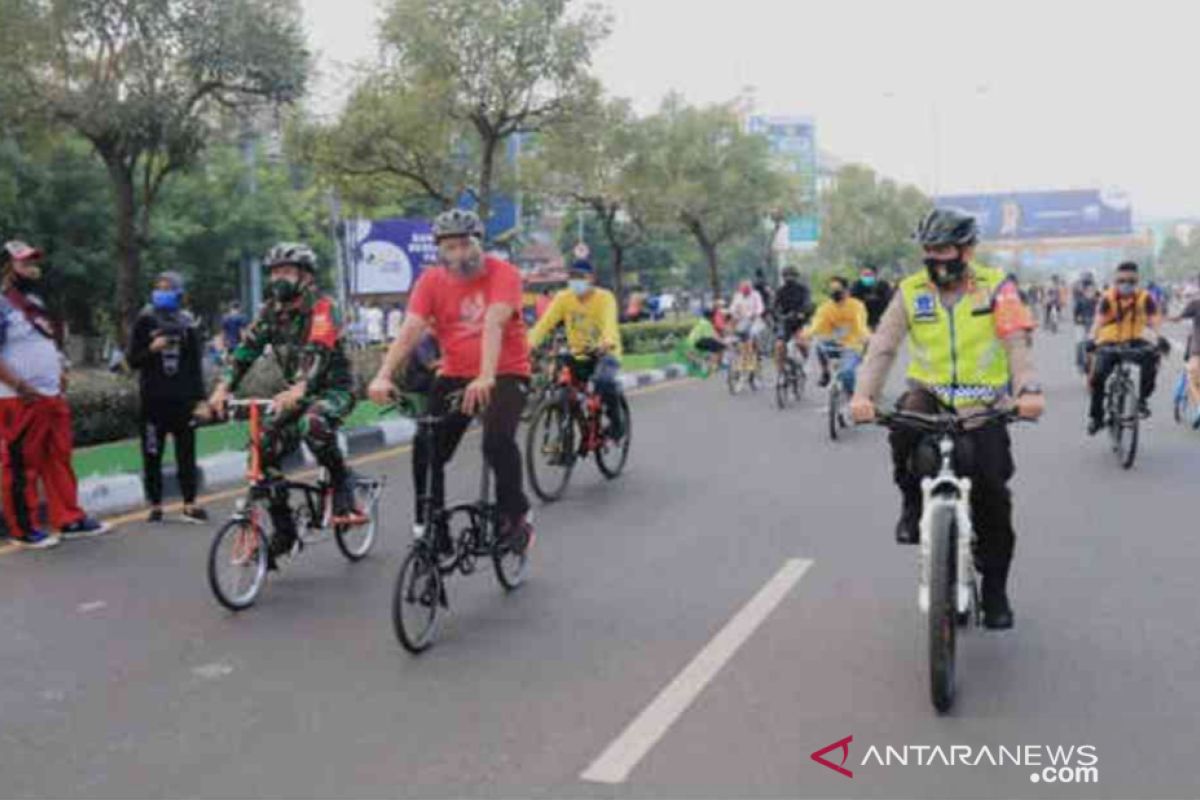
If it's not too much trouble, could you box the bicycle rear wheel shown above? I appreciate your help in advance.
[335,477,383,561]
[597,395,632,479]
[492,521,529,591]
[526,399,576,502]
[393,546,444,653]
[927,505,958,714]
[208,516,269,611]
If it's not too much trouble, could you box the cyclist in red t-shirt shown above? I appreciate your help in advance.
[370,209,533,554]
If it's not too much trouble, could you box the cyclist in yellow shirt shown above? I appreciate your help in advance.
[528,259,625,439]
[800,275,870,392]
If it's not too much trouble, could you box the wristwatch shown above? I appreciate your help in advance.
[1017,383,1044,397]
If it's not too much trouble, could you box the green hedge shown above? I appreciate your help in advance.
[619,321,694,355]
[67,348,389,448]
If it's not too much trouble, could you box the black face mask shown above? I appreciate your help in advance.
[830,289,846,302]
[11,275,40,293]
[924,256,967,287]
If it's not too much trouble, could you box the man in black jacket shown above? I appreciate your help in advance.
[128,272,207,523]
[849,265,893,330]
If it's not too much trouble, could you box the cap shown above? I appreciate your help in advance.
[3,241,43,264]
[569,259,595,275]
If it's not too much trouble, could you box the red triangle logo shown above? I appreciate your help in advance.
[811,735,854,778]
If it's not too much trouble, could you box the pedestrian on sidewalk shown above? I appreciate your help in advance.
[128,272,208,524]
[0,240,109,549]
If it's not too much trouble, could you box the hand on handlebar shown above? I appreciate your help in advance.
[1015,392,1045,420]
[850,394,876,424]
[368,374,397,405]
[208,384,230,418]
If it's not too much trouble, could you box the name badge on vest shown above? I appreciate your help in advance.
[913,293,937,323]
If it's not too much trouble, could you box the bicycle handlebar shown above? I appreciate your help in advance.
[872,407,1025,435]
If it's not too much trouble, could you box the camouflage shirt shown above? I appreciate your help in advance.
[225,290,354,398]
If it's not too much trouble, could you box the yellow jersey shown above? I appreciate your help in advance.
[528,287,623,358]
[804,297,870,350]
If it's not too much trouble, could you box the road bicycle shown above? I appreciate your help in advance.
[525,350,632,502]
[207,399,385,611]
[875,407,1025,714]
[392,394,530,653]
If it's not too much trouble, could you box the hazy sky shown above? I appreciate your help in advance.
[301,0,1200,219]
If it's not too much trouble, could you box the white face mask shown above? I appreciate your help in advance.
[569,279,590,296]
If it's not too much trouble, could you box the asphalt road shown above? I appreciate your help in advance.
[2,325,1198,800]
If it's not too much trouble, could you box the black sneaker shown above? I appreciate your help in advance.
[895,500,920,545]
[267,509,298,569]
[148,508,164,524]
[982,592,1014,630]
[180,506,209,524]
[60,516,111,540]
[1086,417,1103,436]
[1138,399,1151,419]
[818,371,831,388]
[499,513,534,556]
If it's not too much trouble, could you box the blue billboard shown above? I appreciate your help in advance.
[935,189,1133,240]
[748,115,819,246]
[347,218,440,295]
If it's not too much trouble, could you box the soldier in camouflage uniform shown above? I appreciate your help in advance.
[209,243,363,562]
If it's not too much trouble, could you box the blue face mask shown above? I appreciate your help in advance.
[569,279,591,296]
[152,289,181,311]
[861,276,877,287]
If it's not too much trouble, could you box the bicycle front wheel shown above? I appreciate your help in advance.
[335,477,383,561]
[393,547,444,653]
[597,395,632,479]
[1119,379,1139,470]
[828,383,841,441]
[775,367,791,410]
[208,516,269,611]
[526,399,576,502]
[927,504,958,714]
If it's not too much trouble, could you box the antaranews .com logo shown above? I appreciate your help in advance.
[811,735,1100,785]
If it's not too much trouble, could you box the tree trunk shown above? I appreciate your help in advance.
[477,137,497,236]
[764,218,784,274]
[600,205,626,306]
[703,240,720,299]
[107,159,141,339]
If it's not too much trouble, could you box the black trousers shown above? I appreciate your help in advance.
[889,390,1016,588]
[141,402,198,505]
[1089,342,1158,422]
[416,376,530,524]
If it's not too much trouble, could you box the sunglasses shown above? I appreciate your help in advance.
[1116,278,1138,286]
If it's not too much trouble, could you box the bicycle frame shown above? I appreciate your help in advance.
[555,355,607,456]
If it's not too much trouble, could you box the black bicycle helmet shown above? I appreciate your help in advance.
[432,208,485,242]
[781,265,800,279]
[263,242,317,272]
[915,208,979,247]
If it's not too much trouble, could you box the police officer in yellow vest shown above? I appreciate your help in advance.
[1085,261,1165,435]
[851,208,1044,630]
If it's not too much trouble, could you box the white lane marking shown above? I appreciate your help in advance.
[580,558,813,785]
[76,601,107,614]
[191,662,235,680]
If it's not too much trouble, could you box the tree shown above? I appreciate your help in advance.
[349,0,611,227]
[630,95,792,297]
[818,164,929,273]
[528,96,647,302]
[0,0,309,332]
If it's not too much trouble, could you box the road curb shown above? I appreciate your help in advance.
[9,364,691,524]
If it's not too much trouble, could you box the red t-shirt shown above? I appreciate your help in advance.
[408,257,531,379]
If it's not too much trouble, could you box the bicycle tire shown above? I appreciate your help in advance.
[208,517,269,611]
[828,382,841,441]
[597,395,632,479]
[1119,376,1139,470]
[393,546,443,653]
[334,478,382,561]
[492,525,529,592]
[928,504,958,714]
[525,399,575,502]
[775,367,791,409]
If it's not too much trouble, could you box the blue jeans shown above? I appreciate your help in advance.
[818,343,860,395]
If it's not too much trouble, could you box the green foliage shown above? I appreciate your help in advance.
[818,164,929,273]
[619,320,694,354]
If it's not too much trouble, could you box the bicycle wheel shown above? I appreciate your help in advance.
[927,504,958,714]
[492,523,529,592]
[775,365,791,409]
[1119,377,1139,470]
[526,399,576,502]
[727,360,741,395]
[828,382,841,441]
[597,395,632,479]
[208,516,269,611]
[1174,373,1188,425]
[393,546,443,653]
[335,477,383,561]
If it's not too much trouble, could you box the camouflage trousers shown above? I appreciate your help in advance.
[261,389,355,482]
